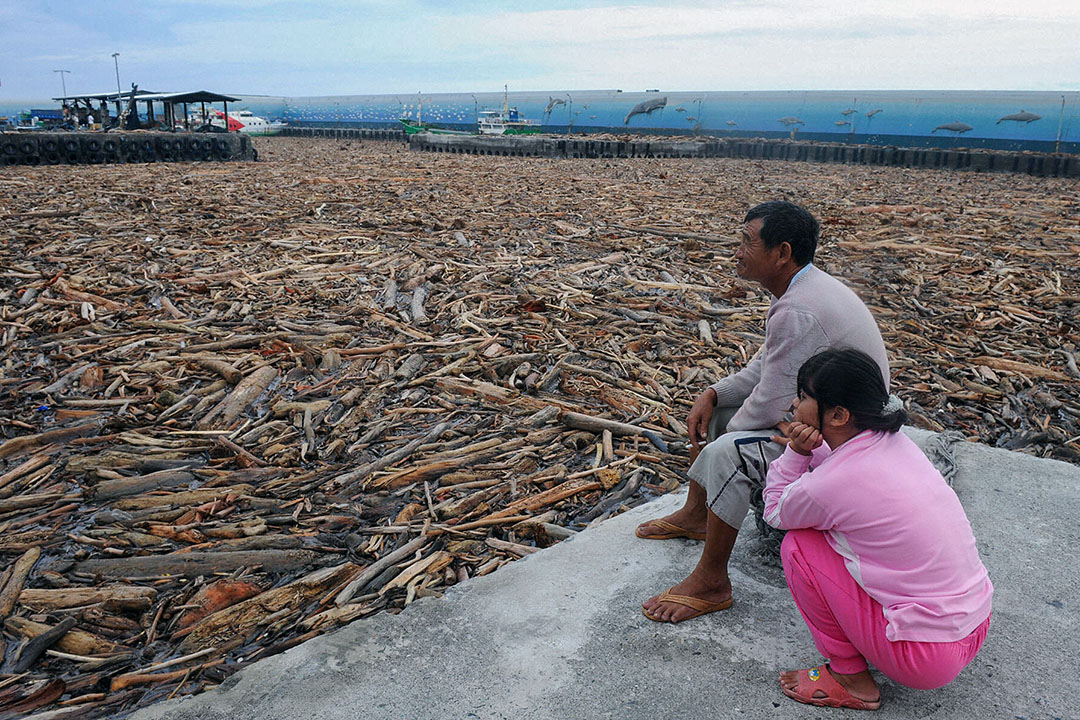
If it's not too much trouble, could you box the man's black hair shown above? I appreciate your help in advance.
[744,200,819,266]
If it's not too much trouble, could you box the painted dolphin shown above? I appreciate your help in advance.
[675,105,686,112]
[834,120,850,126]
[685,116,696,122]
[778,116,804,127]
[932,121,973,134]
[997,110,1041,124]
[865,108,883,118]
[726,120,737,126]
[841,108,857,116]
[544,96,566,115]
[624,96,667,124]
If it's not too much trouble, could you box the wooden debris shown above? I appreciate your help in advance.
[0,137,1076,717]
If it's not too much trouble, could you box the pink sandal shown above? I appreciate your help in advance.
[781,665,881,711]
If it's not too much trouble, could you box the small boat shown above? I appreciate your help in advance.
[477,108,540,135]
[199,110,287,135]
[478,85,541,135]
[398,118,472,136]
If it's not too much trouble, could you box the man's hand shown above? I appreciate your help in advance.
[687,388,717,450]
[781,421,822,456]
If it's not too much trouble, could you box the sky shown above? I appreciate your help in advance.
[2,0,1079,100]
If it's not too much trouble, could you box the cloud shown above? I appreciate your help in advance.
[1,1,1078,97]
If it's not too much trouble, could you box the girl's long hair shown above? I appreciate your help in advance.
[797,349,906,433]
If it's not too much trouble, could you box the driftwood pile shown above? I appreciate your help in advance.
[0,137,1078,717]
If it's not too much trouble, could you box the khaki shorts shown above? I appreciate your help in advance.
[687,405,785,530]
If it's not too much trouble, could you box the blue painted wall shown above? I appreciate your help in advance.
[5,89,1077,152]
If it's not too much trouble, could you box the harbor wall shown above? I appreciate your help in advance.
[238,89,1080,154]
[404,133,1080,178]
[0,131,256,165]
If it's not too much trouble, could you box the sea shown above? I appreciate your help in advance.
[3,89,1078,153]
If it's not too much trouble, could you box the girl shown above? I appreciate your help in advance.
[764,348,992,711]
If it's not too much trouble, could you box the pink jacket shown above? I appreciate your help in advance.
[763,430,993,642]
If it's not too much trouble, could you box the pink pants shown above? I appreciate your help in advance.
[781,529,990,689]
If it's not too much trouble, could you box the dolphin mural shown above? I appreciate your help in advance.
[932,121,973,134]
[544,96,566,115]
[997,110,1041,124]
[623,96,667,124]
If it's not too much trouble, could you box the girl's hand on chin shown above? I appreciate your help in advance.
[786,421,823,456]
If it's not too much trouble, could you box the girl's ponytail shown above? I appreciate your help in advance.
[797,349,907,433]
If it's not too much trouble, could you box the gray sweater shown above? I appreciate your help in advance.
[710,265,889,432]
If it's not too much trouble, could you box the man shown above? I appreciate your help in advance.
[639,200,889,623]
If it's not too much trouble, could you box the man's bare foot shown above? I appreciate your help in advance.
[635,509,708,540]
[779,666,880,709]
[642,570,732,623]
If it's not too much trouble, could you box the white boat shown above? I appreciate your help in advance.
[179,109,287,135]
[477,86,540,135]
[216,110,287,136]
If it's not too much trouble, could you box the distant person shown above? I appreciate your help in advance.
[765,349,992,710]
[639,200,889,623]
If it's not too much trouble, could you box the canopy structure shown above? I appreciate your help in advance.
[51,90,241,130]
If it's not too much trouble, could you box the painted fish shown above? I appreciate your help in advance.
[841,108,857,116]
[624,96,667,124]
[865,108,883,118]
[997,110,1041,124]
[932,121,973,134]
[834,120,851,126]
[778,116,804,127]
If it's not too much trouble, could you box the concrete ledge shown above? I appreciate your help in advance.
[131,430,1079,720]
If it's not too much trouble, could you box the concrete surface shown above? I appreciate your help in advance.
[132,430,1079,720]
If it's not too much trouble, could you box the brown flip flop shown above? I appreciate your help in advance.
[635,518,707,541]
[642,589,734,623]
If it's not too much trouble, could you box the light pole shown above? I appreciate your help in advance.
[111,53,122,96]
[53,69,71,99]
[566,93,572,134]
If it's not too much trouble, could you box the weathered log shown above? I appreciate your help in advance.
[7,617,76,673]
[193,357,243,384]
[0,423,98,460]
[328,421,451,490]
[18,585,157,611]
[110,483,253,511]
[0,547,40,617]
[197,366,278,429]
[477,477,604,523]
[0,678,66,716]
[91,469,195,501]
[335,536,428,606]
[74,549,320,578]
[0,493,68,514]
[5,617,122,655]
[180,562,359,651]
[559,411,669,452]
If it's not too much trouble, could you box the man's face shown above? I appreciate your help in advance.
[734,217,774,283]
